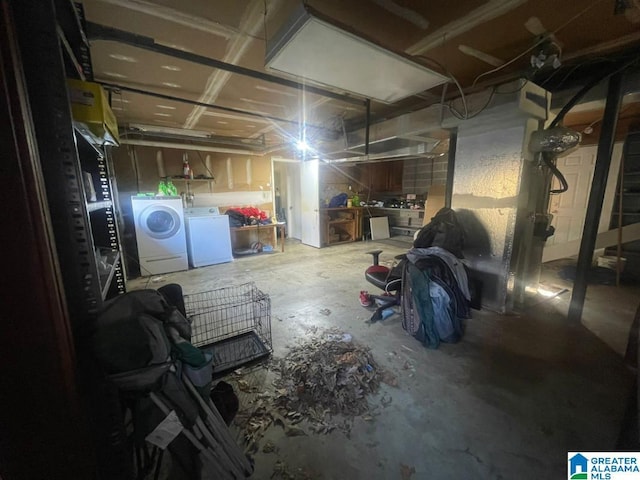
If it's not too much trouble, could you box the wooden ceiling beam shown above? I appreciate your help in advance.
[405,0,527,55]
[95,0,240,40]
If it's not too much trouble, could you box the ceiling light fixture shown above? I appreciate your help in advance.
[162,82,181,88]
[156,104,177,110]
[127,123,213,138]
[161,65,182,71]
[265,5,448,103]
[154,112,172,117]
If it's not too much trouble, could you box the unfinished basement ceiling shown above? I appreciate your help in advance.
[81,0,640,156]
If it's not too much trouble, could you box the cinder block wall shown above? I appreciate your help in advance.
[402,157,448,194]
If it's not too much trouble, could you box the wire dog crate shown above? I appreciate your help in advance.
[184,282,272,375]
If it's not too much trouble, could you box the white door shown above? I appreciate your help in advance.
[547,147,596,246]
[301,159,321,248]
[286,162,302,240]
[544,143,622,257]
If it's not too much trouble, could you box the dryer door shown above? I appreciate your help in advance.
[140,205,181,240]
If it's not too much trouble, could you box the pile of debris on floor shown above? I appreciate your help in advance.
[232,330,396,453]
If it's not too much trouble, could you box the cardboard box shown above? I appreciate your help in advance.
[67,79,119,145]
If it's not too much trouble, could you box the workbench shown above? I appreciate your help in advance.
[229,222,287,253]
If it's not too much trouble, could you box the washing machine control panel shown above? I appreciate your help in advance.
[184,206,220,216]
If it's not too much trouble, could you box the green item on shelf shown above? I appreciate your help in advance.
[158,180,168,195]
[166,180,178,196]
[352,194,360,207]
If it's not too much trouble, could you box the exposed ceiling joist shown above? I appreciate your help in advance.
[458,45,505,66]
[563,31,640,61]
[94,0,240,40]
[370,0,429,29]
[98,81,336,133]
[86,22,364,106]
[405,0,528,55]
[184,0,276,129]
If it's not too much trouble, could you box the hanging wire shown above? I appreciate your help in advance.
[471,0,608,87]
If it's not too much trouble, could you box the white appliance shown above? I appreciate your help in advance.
[184,207,233,267]
[131,196,188,275]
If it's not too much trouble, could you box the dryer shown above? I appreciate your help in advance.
[184,207,233,267]
[131,196,188,275]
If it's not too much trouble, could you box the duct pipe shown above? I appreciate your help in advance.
[120,138,257,155]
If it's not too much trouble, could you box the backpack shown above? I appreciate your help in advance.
[413,207,464,258]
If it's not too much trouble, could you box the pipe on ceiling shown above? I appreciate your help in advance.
[119,138,259,155]
[99,81,333,134]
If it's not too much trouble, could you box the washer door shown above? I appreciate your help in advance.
[139,205,181,239]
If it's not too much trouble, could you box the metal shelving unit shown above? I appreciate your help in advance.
[77,132,126,299]
[12,2,130,477]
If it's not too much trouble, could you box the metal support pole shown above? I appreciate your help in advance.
[445,129,457,208]
[568,71,624,322]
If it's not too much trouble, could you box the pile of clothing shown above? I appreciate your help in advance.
[226,207,269,226]
[401,207,472,349]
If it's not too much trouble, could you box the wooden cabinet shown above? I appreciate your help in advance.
[321,208,363,246]
[364,161,404,193]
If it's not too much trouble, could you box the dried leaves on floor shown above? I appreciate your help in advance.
[271,332,381,418]
[233,330,390,455]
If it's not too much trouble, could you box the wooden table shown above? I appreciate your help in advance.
[230,222,286,252]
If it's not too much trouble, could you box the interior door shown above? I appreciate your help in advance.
[547,147,597,246]
[286,162,302,240]
[301,159,321,248]
[544,143,622,254]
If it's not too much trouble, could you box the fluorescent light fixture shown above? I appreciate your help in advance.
[296,140,309,151]
[265,5,448,103]
[127,123,213,138]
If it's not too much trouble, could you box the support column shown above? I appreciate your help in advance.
[445,129,457,208]
[568,71,624,322]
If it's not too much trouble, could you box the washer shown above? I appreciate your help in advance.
[184,207,233,267]
[131,196,188,275]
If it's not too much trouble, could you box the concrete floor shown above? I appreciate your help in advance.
[128,237,637,479]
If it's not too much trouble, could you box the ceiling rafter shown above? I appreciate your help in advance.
[86,22,362,104]
[94,0,240,40]
[405,0,528,55]
[183,0,285,130]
